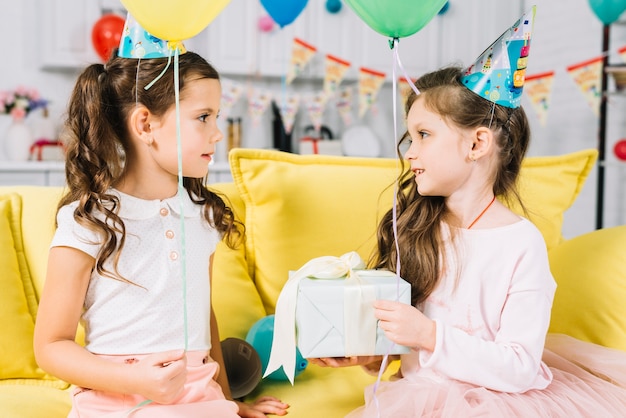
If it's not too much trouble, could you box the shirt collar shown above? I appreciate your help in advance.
[110,188,202,220]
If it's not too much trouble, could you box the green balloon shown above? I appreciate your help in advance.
[345,0,448,38]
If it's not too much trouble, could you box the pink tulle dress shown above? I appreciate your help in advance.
[347,221,626,417]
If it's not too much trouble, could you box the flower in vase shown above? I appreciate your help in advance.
[0,86,48,122]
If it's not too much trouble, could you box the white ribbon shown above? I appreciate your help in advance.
[264,251,379,384]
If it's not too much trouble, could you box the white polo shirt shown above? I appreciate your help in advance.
[51,189,220,355]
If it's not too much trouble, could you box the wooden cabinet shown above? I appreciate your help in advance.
[39,0,124,69]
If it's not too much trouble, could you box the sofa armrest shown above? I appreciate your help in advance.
[548,225,626,352]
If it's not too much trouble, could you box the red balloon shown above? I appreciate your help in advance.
[614,139,626,161]
[92,14,125,62]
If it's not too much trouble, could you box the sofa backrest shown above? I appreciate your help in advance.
[224,148,598,317]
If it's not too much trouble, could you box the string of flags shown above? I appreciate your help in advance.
[219,37,388,132]
[220,37,626,131]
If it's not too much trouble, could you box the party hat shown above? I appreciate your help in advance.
[460,6,536,108]
[117,13,186,59]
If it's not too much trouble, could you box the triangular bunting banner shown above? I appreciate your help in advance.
[279,94,300,134]
[247,88,273,126]
[323,54,351,98]
[566,57,603,116]
[358,67,386,119]
[220,78,245,119]
[336,86,354,127]
[304,91,329,131]
[287,38,317,85]
[524,71,555,126]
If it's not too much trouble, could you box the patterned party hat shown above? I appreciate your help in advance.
[460,6,536,108]
[117,13,186,59]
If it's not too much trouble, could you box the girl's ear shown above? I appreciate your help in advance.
[128,105,155,146]
[469,126,494,161]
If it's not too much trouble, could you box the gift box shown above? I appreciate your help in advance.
[264,252,411,384]
[299,138,343,156]
[295,270,411,358]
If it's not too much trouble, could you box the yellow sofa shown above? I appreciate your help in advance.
[1,148,625,418]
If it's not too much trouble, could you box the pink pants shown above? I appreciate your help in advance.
[68,351,239,418]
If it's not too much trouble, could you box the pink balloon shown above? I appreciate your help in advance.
[614,139,626,161]
[258,15,275,32]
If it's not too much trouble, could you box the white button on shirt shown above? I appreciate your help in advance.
[51,189,220,355]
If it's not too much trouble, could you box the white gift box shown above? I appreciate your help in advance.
[295,270,412,358]
[299,138,343,156]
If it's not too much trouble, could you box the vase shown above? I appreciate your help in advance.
[3,119,33,161]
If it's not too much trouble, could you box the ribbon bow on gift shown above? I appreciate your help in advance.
[264,251,391,384]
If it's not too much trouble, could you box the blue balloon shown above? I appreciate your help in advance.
[260,0,309,28]
[588,0,626,24]
[246,315,308,381]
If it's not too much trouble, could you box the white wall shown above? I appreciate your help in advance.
[1,0,624,238]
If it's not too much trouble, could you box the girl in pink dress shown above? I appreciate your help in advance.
[311,65,626,417]
[33,16,288,418]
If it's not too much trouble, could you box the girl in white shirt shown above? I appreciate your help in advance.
[33,36,288,418]
[311,66,626,417]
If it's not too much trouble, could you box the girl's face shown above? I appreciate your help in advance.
[404,97,474,197]
[149,77,223,179]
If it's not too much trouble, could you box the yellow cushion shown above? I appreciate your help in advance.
[510,149,597,250]
[230,149,403,312]
[0,194,50,380]
[229,148,596,313]
[548,225,626,351]
[8,186,64,299]
[209,182,267,339]
[0,382,71,418]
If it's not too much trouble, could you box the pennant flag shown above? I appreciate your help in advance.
[323,54,351,98]
[566,57,603,116]
[279,93,301,134]
[524,71,555,126]
[358,67,386,118]
[247,88,273,126]
[287,38,317,85]
[220,78,245,119]
[336,86,354,126]
[304,91,329,131]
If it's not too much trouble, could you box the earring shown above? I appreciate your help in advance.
[469,152,476,162]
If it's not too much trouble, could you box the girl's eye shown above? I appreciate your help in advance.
[198,114,209,122]
[418,131,429,139]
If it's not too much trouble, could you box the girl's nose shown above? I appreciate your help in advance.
[212,128,224,143]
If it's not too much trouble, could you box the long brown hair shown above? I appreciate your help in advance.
[59,51,242,283]
[370,66,530,305]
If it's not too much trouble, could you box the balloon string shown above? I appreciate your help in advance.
[124,47,188,417]
[174,48,189,353]
[370,38,423,418]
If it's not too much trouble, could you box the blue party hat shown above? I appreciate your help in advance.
[460,6,536,108]
[117,13,186,59]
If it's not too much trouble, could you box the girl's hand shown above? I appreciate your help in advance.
[308,355,383,368]
[130,350,187,404]
[374,299,436,351]
[235,396,289,417]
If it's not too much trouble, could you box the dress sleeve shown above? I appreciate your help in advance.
[418,228,556,393]
[50,204,101,259]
